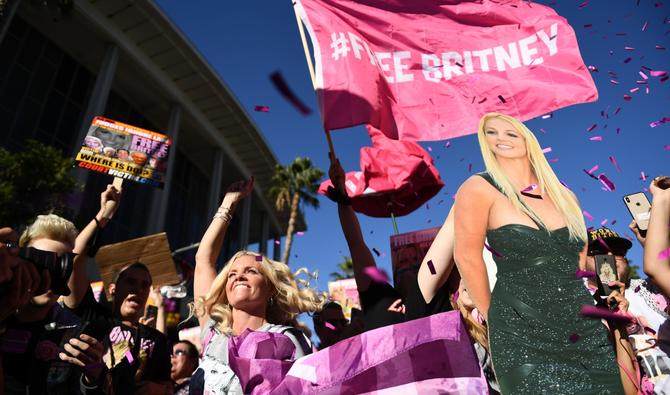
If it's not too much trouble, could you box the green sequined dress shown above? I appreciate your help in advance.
[479,173,624,394]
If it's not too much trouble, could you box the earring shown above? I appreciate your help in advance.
[269,296,274,305]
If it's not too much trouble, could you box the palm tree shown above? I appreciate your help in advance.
[329,256,354,281]
[269,157,324,264]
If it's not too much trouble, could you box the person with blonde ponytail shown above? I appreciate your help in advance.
[189,177,323,395]
[454,113,627,394]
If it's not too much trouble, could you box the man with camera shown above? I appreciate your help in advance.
[0,185,121,394]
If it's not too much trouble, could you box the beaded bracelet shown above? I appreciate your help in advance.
[213,207,233,222]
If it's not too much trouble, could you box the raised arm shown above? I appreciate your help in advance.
[64,184,121,309]
[643,177,670,295]
[328,155,375,293]
[417,206,456,304]
[453,176,493,319]
[194,177,253,327]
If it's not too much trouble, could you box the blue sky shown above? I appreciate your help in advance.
[154,0,669,294]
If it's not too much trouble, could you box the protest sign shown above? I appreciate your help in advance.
[296,0,597,141]
[327,278,361,320]
[75,116,171,188]
[390,226,440,287]
[95,232,180,301]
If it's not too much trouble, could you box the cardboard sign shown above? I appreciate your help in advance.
[327,278,361,320]
[95,232,180,301]
[390,227,441,284]
[75,116,171,188]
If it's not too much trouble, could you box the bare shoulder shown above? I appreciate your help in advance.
[456,175,496,200]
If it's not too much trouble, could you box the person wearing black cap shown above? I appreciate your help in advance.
[585,227,634,292]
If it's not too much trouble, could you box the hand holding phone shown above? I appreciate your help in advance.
[623,192,652,237]
[594,255,619,299]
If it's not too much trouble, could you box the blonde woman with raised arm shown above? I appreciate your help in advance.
[453,113,631,394]
[190,177,323,395]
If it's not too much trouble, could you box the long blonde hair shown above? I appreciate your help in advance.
[451,289,489,350]
[190,250,325,335]
[477,112,587,242]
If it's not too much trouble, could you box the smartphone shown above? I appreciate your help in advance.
[623,192,651,237]
[594,254,618,297]
[145,305,158,322]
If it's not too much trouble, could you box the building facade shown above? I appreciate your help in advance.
[0,0,302,272]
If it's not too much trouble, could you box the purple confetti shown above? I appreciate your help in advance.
[522,184,539,192]
[650,117,670,128]
[255,255,263,262]
[372,247,381,257]
[589,136,603,141]
[601,218,608,226]
[575,269,596,278]
[254,105,270,112]
[364,266,389,283]
[427,260,437,275]
[598,174,616,191]
[608,156,621,172]
[125,350,134,364]
[641,171,647,181]
[580,305,634,323]
[569,333,581,343]
[586,124,597,132]
[444,141,451,148]
[542,147,552,153]
[484,243,504,258]
[497,95,507,103]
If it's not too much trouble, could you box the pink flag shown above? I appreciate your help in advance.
[296,0,597,141]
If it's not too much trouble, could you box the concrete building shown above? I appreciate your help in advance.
[0,0,302,268]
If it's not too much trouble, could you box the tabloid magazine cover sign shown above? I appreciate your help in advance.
[327,278,361,320]
[75,116,171,187]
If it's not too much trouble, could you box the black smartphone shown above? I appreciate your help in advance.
[623,192,652,238]
[594,255,618,297]
[145,305,158,323]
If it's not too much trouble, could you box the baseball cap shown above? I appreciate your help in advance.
[587,227,633,255]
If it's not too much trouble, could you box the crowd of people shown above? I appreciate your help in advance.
[0,112,669,394]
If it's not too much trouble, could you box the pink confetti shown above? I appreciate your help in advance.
[657,45,667,50]
[575,269,596,278]
[587,165,599,175]
[578,1,589,8]
[623,95,632,101]
[125,350,135,364]
[254,105,270,112]
[427,146,432,152]
[542,113,553,119]
[642,21,649,31]
[589,136,603,141]
[586,124,597,132]
[649,117,670,128]
[659,248,670,260]
[296,231,305,236]
[639,71,649,80]
[444,141,451,148]
[664,145,670,149]
[583,211,593,221]
[274,239,281,245]
[608,156,621,172]
[597,237,612,252]
[600,218,608,226]
[630,87,640,93]
[522,184,538,192]
[624,46,636,51]
[364,266,389,284]
[598,174,616,191]
[542,147,552,153]
[587,65,598,72]
[641,171,647,181]
[580,305,634,323]
[427,260,437,275]
[549,158,559,163]
[484,243,504,258]
[324,322,336,330]
[651,70,668,77]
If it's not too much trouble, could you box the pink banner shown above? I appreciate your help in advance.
[296,0,597,141]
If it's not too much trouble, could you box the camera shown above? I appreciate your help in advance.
[18,246,74,296]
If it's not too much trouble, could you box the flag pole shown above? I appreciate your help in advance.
[292,1,336,157]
